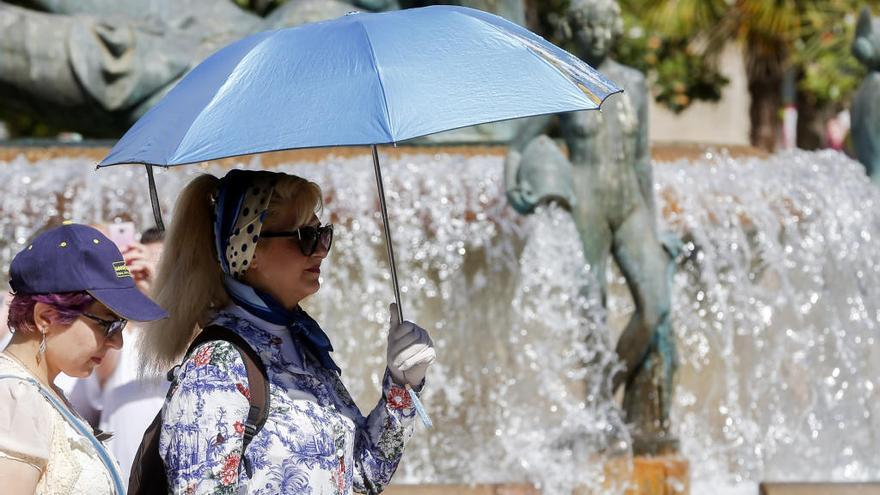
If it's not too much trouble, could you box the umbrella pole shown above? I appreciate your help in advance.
[371,145,433,429]
[371,145,404,323]
[145,164,165,231]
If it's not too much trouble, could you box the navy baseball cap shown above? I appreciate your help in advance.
[9,223,168,322]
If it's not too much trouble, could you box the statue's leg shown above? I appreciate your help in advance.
[572,201,613,308]
[571,197,614,408]
[611,208,678,455]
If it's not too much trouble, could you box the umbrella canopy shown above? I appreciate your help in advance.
[98,5,620,167]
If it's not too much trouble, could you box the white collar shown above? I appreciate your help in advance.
[219,304,314,376]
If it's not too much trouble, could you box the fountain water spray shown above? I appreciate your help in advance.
[0,149,877,493]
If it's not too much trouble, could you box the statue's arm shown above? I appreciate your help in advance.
[0,1,193,134]
[0,4,84,104]
[22,0,261,37]
[505,115,554,214]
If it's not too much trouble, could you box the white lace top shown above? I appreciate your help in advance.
[0,354,121,494]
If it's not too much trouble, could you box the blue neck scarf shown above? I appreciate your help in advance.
[214,170,340,375]
[223,276,340,374]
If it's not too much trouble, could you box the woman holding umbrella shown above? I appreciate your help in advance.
[142,169,435,494]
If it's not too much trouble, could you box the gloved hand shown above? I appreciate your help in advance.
[386,303,436,387]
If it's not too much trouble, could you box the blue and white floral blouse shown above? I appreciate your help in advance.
[159,305,419,494]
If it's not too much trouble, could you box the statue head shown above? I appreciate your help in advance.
[853,7,880,71]
[557,0,623,65]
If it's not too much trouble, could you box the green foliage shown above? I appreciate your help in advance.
[614,0,878,114]
[612,12,728,113]
[792,5,868,109]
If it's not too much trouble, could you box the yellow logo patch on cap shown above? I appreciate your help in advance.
[113,261,132,279]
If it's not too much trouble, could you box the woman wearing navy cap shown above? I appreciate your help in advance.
[141,169,436,494]
[0,223,168,494]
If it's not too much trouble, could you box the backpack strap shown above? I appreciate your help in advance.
[183,325,270,477]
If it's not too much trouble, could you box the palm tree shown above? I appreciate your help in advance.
[626,0,835,151]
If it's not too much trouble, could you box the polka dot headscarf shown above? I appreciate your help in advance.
[225,177,275,277]
[213,170,277,279]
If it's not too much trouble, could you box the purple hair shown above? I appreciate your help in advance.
[7,292,95,333]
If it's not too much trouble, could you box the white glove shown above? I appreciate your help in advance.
[386,303,436,387]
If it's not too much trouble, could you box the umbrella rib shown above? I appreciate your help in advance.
[354,20,395,142]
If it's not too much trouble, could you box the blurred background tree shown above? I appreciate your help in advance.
[527,0,874,151]
[790,3,867,149]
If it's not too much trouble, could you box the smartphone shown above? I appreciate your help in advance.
[107,222,136,251]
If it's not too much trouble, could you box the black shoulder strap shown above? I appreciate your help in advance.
[185,325,270,476]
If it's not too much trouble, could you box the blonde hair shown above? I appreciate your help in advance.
[140,171,323,374]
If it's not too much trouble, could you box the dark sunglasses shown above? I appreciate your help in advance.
[81,312,128,338]
[260,224,334,257]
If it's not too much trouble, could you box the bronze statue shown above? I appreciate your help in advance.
[505,0,678,455]
[0,0,392,136]
[852,6,880,184]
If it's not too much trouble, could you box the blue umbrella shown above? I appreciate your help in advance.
[99,4,620,433]
[99,4,620,335]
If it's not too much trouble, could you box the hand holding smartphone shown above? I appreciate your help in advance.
[107,222,136,251]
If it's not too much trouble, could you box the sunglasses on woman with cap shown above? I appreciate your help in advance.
[261,224,333,257]
[81,312,128,338]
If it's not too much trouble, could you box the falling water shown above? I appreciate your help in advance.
[0,148,877,493]
[653,149,880,490]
